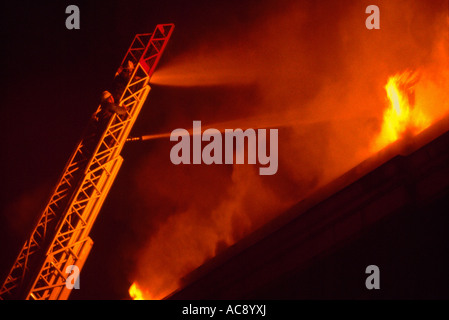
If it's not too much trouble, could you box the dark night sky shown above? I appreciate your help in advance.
[0,0,447,300]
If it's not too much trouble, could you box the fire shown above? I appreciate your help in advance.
[372,70,431,151]
[129,282,145,300]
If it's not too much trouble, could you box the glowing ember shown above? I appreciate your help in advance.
[372,70,431,151]
[129,282,145,300]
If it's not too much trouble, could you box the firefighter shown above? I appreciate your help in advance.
[112,60,135,101]
[85,91,127,154]
[97,90,127,121]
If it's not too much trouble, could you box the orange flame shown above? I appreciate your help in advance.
[129,282,146,300]
[372,70,431,151]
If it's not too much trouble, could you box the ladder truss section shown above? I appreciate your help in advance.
[0,136,92,298]
[28,156,123,300]
[0,23,174,300]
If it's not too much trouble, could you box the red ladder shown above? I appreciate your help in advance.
[0,24,174,300]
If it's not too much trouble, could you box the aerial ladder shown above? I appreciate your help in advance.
[0,23,174,300]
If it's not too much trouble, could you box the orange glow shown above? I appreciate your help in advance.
[129,282,145,300]
[372,71,431,151]
[128,2,449,303]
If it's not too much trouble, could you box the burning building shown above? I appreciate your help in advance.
[130,70,449,300]
[1,0,448,301]
[165,113,449,300]
[125,0,449,301]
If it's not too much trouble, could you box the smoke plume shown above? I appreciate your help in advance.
[129,0,449,299]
